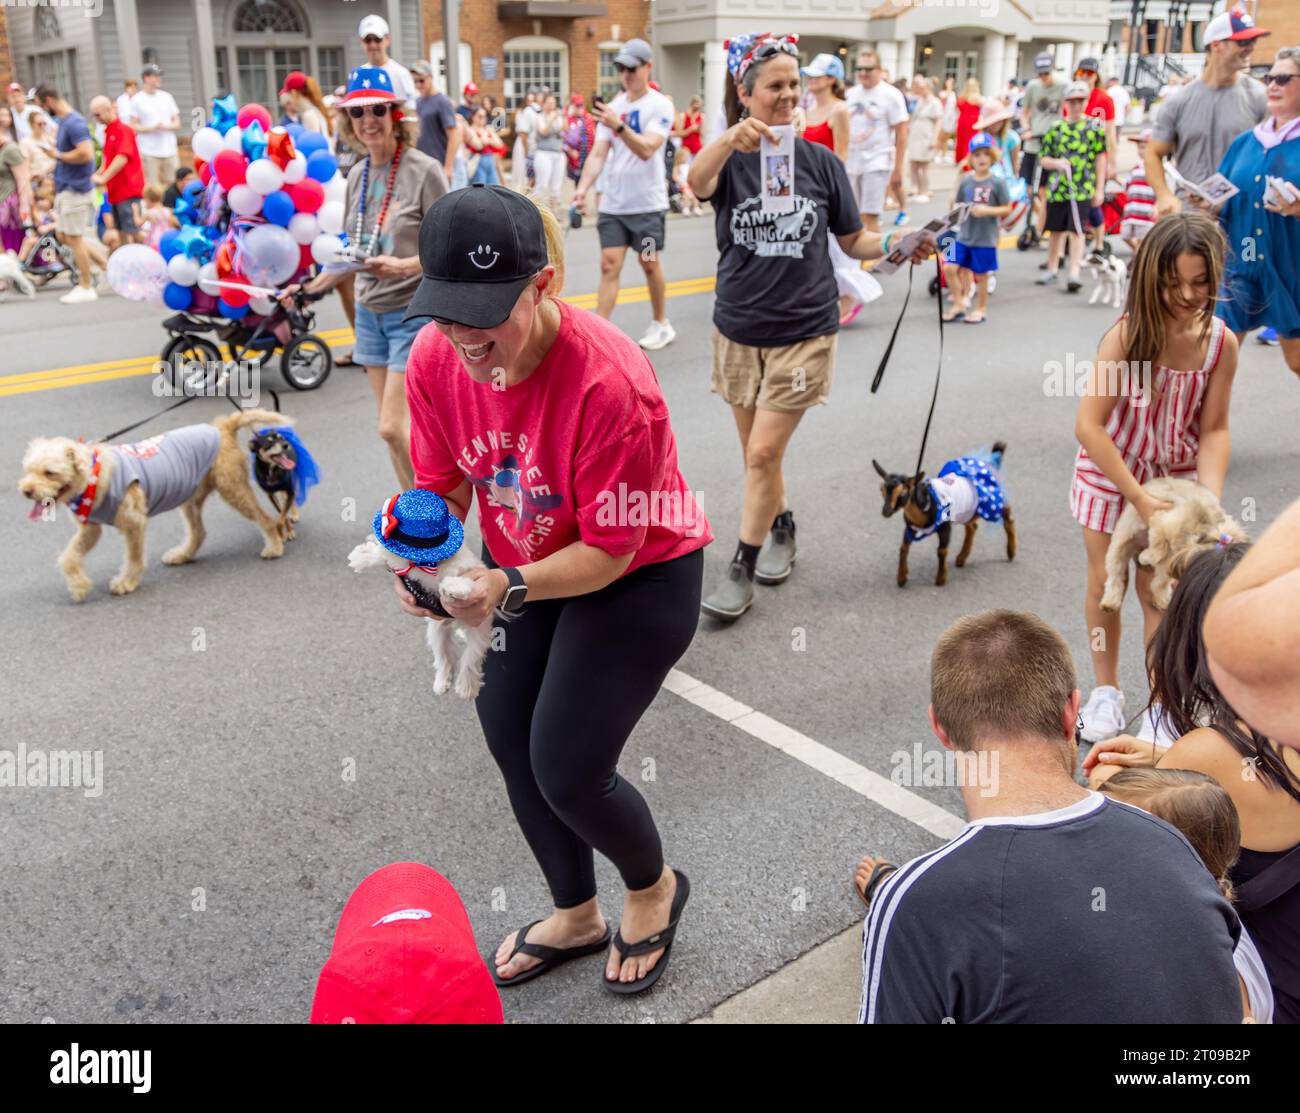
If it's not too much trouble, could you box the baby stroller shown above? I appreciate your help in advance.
[160,287,332,392]
[19,221,80,287]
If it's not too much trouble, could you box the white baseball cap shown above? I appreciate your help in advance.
[1203,7,1269,45]
[358,14,390,40]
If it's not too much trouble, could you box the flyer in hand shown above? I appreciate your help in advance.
[874,203,970,276]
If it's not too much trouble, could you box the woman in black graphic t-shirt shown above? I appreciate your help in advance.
[688,36,934,624]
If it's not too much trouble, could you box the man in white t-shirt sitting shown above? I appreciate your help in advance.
[844,49,908,233]
[127,63,180,190]
[573,38,676,351]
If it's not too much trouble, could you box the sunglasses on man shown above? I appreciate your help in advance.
[347,103,392,118]
[362,35,383,44]
[1263,73,1295,87]
[614,61,641,74]
[857,65,877,73]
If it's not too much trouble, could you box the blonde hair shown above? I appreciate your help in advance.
[1101,769,1241,900]
[143,184,164,204]
[961,78,981,101]
[523,192,565,298]
[335,105,420,155]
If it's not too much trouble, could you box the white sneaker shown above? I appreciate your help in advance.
[638,320,676,351]
[1134,703,1179,748]
[912,193,931,204]
[1079,685,1127,743]
[59,285,99,305]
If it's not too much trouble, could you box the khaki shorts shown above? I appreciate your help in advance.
[711,330,837,412]
[55,189,97,238]
[142,153,179,190]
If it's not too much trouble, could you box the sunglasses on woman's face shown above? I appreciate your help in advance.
[347,103,390,119]
[1263,73,1296,87]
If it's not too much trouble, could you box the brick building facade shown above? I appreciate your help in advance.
[0,5,13,89]
[419,0,651,109]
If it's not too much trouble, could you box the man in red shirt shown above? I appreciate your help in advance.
[1068,57,1116,252]
[90,95,145,247]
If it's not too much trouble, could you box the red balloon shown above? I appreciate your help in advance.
[267,128,296,170]
[193,156,207,176]
[198,163,212,186]
[236,104,273,131]
[220,277,251,308]
[298,243,315,272]
[288,178,325,214]
[212,148,247,190]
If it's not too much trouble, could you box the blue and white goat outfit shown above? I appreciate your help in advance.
[904,447,1008,542]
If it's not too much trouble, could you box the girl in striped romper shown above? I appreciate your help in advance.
[1072,213,1237,744]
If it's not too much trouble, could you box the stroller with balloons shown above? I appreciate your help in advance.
[106,96,349,392]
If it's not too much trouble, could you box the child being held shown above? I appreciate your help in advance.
[17,191,56,264]
[943,132,1012,325]
[1100,768,1272,1023]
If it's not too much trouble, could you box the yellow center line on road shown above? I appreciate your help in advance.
[0,275,720,398]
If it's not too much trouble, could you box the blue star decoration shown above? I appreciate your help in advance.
[211,94,238,135]
[176,225,213,262]
[241,120,268,163]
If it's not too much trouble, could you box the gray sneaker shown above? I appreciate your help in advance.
[755,520,796,584]
[701,560,754,621]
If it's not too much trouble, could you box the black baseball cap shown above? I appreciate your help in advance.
[405,184,549,327]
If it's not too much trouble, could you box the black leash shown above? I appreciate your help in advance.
[868,254,948,479]
[92,371,280,445]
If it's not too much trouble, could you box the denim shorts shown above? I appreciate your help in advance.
[354,302,426,373]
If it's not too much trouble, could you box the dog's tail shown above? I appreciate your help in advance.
[215,408,293,436]
[991,440,1007,468]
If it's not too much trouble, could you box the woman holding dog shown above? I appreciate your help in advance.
[1071,212,1238,745]
[688,34,933,622]
[397,184,712,995]
[280,65,446,489]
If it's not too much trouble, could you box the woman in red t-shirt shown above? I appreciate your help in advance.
[400,184,711,996]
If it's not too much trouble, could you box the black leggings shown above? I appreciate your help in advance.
[475,548,703,909]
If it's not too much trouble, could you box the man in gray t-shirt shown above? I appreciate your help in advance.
[1147,9,1269,218]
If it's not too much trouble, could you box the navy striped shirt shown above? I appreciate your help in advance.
[860,793,1243,1024]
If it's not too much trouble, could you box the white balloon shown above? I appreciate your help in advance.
[316,200,345,236]
[283,153,308,184]
[245,157,285,195]
[240,223,301,287]
[191,126,223,162]
[288,211,319,245]
[323,173,347,204]
[227,184,263,216]
[248,294,275,316]
[310,233,343,266]
[105,243,169,302]
[198,261,221,296]
[223,125,244,150]
[166,253,201,286]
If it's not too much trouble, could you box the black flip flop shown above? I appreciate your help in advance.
[490,919,612,988]
[604,869,690,996]
[854,860,898,909]
[334,349,356,367]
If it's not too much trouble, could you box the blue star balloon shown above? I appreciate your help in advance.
[177,225,212,261]
[211,94,238,135]
[241,119,267,163]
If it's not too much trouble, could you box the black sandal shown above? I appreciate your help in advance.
[604,869,690,996]
[490,919,611,988]
[335,349,356,367]
[854,860,898,909]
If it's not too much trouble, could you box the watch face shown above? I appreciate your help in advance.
[503,584,527,612]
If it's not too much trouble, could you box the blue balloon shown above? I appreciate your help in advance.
[163,282,194,310]
[158,230,183,261]
[295,131,329,157]
[286,123,306,143]
[262,190,296,226]
[218,298,249,319]
[183,179,205,199]
[305,150,338,183]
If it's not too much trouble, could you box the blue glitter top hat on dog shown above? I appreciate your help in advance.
[373,489,463,565]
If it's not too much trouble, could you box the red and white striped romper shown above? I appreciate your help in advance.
[1070,315,1225,533]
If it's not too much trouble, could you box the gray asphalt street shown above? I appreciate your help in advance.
[2,204,1296,1025]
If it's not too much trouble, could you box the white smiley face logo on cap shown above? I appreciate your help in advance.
[468,243,500,270]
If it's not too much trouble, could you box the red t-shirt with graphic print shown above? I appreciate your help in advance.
[405,300,712,572]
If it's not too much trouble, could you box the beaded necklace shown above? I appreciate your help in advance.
[353,140,403,257]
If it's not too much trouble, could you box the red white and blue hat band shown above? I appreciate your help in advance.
[342,65,401,106]
[373,489,463,563]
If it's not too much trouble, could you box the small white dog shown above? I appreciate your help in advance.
[0,251,37,300]
[1101,477,1248,613]
[348,495,493,699]
[1087,251,1128,308]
